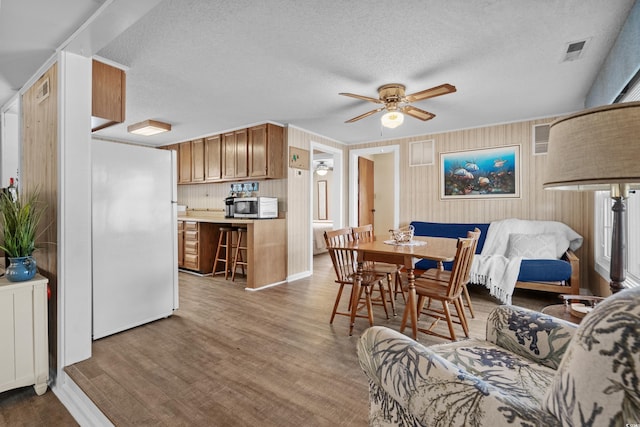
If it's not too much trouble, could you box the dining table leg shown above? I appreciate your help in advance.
[349,261,364,336]
[400,267,418,340]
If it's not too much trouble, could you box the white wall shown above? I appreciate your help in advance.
[59,51,93,366]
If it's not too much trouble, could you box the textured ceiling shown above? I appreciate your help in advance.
[0,0,106,108]
[1,0,636,146]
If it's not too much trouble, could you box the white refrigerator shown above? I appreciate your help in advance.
[91,140,178,340]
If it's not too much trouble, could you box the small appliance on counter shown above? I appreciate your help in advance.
[224,196,236,218]
[234,196,278,219]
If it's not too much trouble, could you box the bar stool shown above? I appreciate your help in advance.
[232,227,248,281]
[213,226,237,279]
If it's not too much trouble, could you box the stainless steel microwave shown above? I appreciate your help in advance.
[233,197,278,219]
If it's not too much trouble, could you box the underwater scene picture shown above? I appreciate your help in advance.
[440,145,520,199]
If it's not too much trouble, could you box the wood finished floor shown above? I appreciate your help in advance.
[1,254,559,426]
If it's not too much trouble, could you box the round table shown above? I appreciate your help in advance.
[541,304,583,324]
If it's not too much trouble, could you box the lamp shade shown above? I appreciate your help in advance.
[543,101,640,191]
[380,111,404,129]
[316,161,329,176]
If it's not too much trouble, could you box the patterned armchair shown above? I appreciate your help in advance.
[357,286,640,426]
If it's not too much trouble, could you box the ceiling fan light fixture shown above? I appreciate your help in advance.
[381,111,404,128]
[127,119,172,136]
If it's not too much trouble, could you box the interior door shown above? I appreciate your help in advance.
[358,157,375,229]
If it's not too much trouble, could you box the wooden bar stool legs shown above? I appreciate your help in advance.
[213,226,236,279]
[232,227,248,281]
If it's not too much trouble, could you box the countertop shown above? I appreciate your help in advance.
[178,211,283,224]
[179,215,255,224]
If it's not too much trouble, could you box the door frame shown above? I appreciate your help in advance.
[349,145,399,229]
[309,141,344,266]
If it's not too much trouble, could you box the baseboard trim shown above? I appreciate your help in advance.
[287,271,312,282]
[52,372,113,427]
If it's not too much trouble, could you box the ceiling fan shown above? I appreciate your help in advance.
[339,83,456,128]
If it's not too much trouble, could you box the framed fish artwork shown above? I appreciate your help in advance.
[439,145,520,199]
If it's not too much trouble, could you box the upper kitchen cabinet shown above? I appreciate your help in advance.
[179,142,192,184]
[91,60,126,132]
[248,123,285,179]
[222,129,248,179]
[191,138,205,183]
[205,134,222,181]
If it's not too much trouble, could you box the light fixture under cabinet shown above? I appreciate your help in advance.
[127,119,171,136]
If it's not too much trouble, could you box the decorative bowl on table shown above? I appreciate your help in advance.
[389,225,414,244]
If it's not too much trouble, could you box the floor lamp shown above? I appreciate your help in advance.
[543,101,640,294]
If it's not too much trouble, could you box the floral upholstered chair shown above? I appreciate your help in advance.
[357,286,640,426]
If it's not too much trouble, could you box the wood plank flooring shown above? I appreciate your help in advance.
[1,254,559,426]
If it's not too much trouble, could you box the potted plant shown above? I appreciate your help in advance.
[0,187,46,282]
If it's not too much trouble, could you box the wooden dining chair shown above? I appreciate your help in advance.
[324,228,389,328]
[401,237,474,341]
[420,228,481,318]
[351,224,402,316]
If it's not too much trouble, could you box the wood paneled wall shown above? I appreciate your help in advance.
[286,127,346,278]
[21,64,59,367]
[350,117,592,290]
[177,179,287,211]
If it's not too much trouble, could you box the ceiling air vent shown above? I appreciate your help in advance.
[532,124,550,155]
[563,39,588,62]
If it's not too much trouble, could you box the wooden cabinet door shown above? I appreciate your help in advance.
[92,60,125,131]
[177,221,185,268]
[249,123,284,179]
[222,130,248,179]
[235,129,248,178]
[205,134,222,181]
[249,124,268,177]
[191,138,205,182]
[178,142,192,183]
[222,132,236,179]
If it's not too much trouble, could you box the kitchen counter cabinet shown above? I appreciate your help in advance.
[0,275,49,396]
[178,220,216,273]
[177,220,185,267]
[179,216,286,289]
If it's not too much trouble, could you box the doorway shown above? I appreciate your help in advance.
[349,145,399,236]
[1,98,20,188]
[309,142,343,267]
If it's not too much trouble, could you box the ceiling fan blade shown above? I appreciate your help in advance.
[402,105,435,121]
[339,92,383,104]
[405,83,456,103]
[345,107,385,123]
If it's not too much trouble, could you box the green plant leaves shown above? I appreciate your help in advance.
[0,188,46,258]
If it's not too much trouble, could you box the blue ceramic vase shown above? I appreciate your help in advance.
[5,256,37,282]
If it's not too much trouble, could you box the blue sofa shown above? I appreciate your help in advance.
[410,221,580,295]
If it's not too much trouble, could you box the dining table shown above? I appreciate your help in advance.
[338,235,459,338]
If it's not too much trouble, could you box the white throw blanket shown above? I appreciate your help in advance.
[469,219,583,304]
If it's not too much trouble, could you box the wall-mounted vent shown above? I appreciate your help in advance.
[35,77,50,104]
[562,39,588,62]
[532,124,550,155]
[409,140,435,166]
